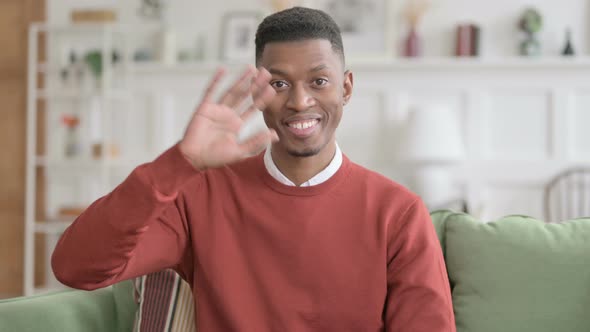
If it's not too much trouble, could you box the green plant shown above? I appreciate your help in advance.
[84,50,102,78]
[519,8,542,34]
[83,50,120,79]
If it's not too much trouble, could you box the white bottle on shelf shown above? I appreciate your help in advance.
[157,5,177,66]
[157,26,177,65]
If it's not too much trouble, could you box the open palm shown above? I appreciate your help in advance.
[179,66,278,170]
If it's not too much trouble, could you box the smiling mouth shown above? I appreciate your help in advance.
[284,118,320,137]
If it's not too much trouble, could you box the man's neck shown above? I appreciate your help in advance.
[270,141,337,186]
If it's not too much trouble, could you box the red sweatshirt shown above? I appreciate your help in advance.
[52,144,455,331]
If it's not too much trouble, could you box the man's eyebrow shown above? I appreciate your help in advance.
[267,64,329,77]
[310,64,328,72]
[268,68,288,76]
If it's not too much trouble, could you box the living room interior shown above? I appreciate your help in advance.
[2,0,590,329]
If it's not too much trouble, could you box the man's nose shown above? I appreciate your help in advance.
[286,84,316,112]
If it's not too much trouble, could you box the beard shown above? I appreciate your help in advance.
[287,146,321,157]
[285,138,330,158]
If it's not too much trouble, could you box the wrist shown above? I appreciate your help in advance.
[177,141,207,171]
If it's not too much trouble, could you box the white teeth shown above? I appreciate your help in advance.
[289,119,318,130]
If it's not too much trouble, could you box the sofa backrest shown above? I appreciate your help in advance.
[433,210,590,332]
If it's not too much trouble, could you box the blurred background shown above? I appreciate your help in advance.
[2,0,590,298]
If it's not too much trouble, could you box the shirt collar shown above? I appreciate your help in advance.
[263,144,343,187]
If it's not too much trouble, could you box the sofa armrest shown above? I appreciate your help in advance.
[0,280,136,332]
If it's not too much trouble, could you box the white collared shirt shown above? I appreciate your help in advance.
[263,144,343,187]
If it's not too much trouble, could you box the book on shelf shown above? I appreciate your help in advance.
[70,9,117,23]
[56,205,87,221]
[455,23,480,57]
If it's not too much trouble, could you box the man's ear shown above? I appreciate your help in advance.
[343,70,353,105]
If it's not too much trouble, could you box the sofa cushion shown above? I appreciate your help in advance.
[430,209,456,257]
[133,269,195,332]
[0,280,136,332]
[443,213,590,332]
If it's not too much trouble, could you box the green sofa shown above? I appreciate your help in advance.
[0,280,136,332]
[3,211,590,332]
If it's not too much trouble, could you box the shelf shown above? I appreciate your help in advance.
[31,22,163,33]
[129,61,245,74]
[35,156,148,168]
[38,62,134,75]
[34,221,72,234]
[25,22,158,298]
[35,56,590,78]
[126,56,590,75]
[37,62,50,73]
[347,56,590,70]
[36,89,130,100]
[36,156,102,168]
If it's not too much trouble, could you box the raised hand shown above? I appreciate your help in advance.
[178,66,278,170]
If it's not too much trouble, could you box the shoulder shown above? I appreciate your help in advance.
[202,153,263,184]
[347,158,418,204]
[178,153,264,203]
[343,159,430,237]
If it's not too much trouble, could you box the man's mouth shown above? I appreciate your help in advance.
[284,118,320,137]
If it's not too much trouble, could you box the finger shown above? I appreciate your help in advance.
[239,130,275,157]
[254,66,272,85]
[252,83,277,110]
[251,67,272,98]
[219,65,257,109]
[250,68,276,110]
[202,67,226,103]
[235,67,274,115]
[239,103,259,122]
[197,105,243,132]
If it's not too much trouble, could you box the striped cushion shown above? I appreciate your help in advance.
[133,269,196,332]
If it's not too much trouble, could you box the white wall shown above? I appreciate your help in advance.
[48,0,590,59]
[48,0,270,61]
[33,0,590,293]
[44,0,590,221]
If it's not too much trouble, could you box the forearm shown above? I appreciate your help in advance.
[51,145,199,290]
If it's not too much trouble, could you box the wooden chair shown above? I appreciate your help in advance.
[544,167,590,222]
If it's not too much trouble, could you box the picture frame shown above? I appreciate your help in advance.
[219,11,263,63]
[302,0,394,61]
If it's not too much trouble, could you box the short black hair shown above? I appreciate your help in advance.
[255,6,345,65]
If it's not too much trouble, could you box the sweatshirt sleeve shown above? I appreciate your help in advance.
[384,198,456,331]
[51,144,200,290]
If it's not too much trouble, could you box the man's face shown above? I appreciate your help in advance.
[258,39,353,159]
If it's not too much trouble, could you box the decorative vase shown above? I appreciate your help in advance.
[518,8,543,56]
[520,33,540,56]
[404,26,421,57]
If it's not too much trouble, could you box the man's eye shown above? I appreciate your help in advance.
[271,81,288,89]
[314,78,328,86]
